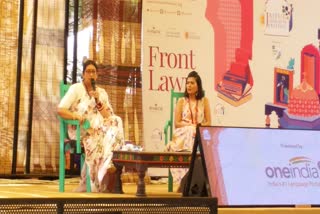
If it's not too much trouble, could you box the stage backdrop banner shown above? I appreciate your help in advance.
[142,0,320,175]
[141,0,215,152]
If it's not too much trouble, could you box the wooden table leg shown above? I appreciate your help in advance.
[113,164,124,194]
[136,167,147,197]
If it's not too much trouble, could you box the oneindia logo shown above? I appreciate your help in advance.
[265,157,320,179]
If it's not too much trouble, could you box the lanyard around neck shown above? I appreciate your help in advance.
[188,99,198,125]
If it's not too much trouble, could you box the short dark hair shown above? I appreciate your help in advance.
[82,59,98,74]
[184,70,204,100]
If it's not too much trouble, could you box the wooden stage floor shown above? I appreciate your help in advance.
[0,177,180,198]
[0,178,318,214]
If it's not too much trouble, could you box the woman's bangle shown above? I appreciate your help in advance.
[96,102,105,111]
[97,104,105,111]
[96,101,102,109]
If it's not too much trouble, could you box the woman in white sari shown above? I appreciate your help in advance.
[57,59,124,192]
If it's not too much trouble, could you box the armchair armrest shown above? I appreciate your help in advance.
[62,119,90,129]
[58,116,90,153]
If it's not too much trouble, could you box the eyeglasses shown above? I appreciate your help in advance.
[85,69,96,74]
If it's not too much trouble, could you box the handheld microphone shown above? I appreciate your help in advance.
[91,78,96,91]
[90,78,99,104]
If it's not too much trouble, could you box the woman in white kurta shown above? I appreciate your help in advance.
[57,59,124,192]
[166,71,211,188]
